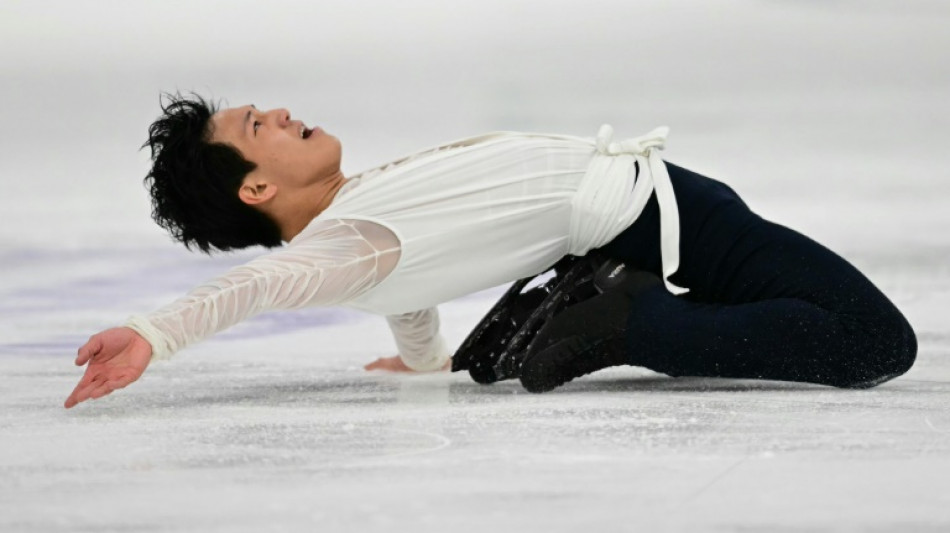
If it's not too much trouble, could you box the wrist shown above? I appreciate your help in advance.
[400,335,451,372]
[124,317,162,360]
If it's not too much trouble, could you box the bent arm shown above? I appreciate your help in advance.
[386,307,451,371]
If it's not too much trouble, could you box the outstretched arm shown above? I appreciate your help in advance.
[64,327,152,408]
[66,219,399,407]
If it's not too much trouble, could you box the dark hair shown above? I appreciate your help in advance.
[143,92,283,253]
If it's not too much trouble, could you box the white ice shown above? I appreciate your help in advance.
[1,1,949,531]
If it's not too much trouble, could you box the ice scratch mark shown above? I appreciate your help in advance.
[675,455,750,509]
[924,417,949,434]
[342,428,452,468]
[380,428,452,458]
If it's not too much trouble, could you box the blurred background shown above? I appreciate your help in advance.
[1,0,948,343]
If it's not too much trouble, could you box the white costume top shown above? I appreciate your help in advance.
[127,125,686,370]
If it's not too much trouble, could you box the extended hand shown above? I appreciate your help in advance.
[363,355,451,373]
[64,327,152,409]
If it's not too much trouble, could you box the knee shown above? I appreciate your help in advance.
[881,310,918,376]
[843,311,918,389]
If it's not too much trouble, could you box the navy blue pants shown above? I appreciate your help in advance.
[601,162,917,388]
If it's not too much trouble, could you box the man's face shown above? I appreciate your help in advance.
[210,105,342,192]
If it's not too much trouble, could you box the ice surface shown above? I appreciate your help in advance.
[2,1,949,531]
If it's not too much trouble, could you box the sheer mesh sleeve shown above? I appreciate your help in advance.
[126,219,401,360]
[386,308,451,371]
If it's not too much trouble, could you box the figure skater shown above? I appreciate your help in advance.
[64,93,916,407]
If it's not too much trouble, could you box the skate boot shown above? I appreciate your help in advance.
[452,255,604,384]
[518,266,662,393]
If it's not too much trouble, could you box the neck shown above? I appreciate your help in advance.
[271,171,348,242]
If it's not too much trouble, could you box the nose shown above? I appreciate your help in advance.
[267,108,291,127]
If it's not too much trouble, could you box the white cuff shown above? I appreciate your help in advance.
[399,335,451,372]
[125,315,173,361]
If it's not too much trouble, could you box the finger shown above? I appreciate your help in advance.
[64,387,86,409]
[64,392,79,409]
[68,374,108,407]
[64,385,94,408]
[64,373,97,407]
[67,384,96,407]
[73,367,102,391]
[368,359,408,372]
[76,336,103,366]
[382,361,414,373]
[87,381,115,400]
[66,368,140,408]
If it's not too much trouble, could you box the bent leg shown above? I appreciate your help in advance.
[602,163,917,388]
[622,242,917,387]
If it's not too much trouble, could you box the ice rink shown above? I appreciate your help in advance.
[2,1,949,531]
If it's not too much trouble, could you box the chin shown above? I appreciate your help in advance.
[328,136,343,166]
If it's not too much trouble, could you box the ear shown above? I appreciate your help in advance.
[238,178,277,206]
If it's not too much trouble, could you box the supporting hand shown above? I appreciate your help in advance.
[64,327,152,409]
[363,355,451,373]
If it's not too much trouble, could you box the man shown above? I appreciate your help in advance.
[64,93,916,408]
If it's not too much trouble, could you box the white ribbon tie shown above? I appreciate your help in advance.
[595,124,688,295]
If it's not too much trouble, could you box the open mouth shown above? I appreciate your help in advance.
[300,125,314,139]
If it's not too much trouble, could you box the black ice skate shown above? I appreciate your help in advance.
[517,268,661,393]
[452,253,634,385]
